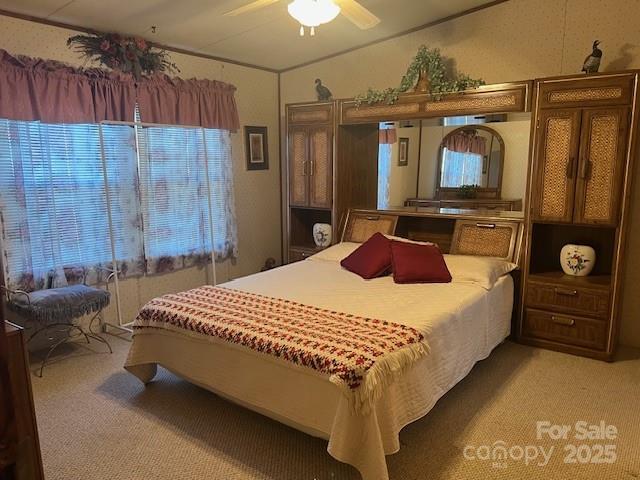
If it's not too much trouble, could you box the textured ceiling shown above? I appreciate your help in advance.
[0,0,501,71]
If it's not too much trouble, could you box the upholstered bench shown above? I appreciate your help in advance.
[4,283,113,376]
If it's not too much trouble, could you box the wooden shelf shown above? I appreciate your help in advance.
[289,244,326,252]
[290,206,332,212]
[368,206,524,221]
[528,271,611,290]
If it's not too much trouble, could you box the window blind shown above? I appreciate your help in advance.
[0,116,237,290]
[137,125,210,265]
[1,121,110,288]
[136,125,237,272]
[0,120,145,289]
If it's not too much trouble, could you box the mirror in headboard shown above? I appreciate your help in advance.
[377,112,531,211]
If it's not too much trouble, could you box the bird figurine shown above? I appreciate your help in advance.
[582,40,603,74]
[315,79,333,101]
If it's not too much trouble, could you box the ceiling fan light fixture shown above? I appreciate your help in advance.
[288,0,340,31]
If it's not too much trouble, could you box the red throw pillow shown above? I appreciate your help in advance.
[340,232,392,279]
[390,241,452,284]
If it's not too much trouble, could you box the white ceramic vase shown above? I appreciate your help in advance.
[313,223,332,248]
[560,244,596,276]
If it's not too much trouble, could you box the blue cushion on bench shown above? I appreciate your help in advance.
[10,284,110,323]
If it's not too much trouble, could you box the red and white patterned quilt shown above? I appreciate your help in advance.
[133,285,429,413]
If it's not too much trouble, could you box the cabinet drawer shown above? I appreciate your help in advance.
[405,199,441,207]
[476,203,506,210]
[523,309,607,350]
[440,201,476,209]
[539,75,634,109]
[526,280,610,319]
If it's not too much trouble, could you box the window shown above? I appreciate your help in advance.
[0,117,237,291]
[135,125,237,273]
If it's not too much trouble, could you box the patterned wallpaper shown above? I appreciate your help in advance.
[280,0,640,347]
[0,14,281,323]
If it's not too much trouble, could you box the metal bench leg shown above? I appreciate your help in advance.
[87,310,113,354]
[37,330,73,378]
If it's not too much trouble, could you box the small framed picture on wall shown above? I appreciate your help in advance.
[245,126,269,171]
[398,137,409,167]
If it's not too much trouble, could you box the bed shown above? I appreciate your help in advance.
[125,210,524,480]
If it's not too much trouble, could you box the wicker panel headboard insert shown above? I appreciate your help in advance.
[341,212,398,243]
[450,220,521,263]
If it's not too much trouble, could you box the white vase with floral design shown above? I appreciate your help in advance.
[561,244,596,276]
[313,223,332,248]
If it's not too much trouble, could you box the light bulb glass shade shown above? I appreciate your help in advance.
[288,0,340,27]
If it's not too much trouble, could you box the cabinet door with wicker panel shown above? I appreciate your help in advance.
[288,126,309,207]
[308,125,333,208]
[532,109,582,223]
[573,107,629,226]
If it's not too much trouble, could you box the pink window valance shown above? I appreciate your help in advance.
[0,49,239,132]
[378,128,397,144]
[442,130,487,156]
[137,75,239,131]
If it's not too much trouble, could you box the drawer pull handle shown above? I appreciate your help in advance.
[476,223,496,229]
[365,215,380,221]
[554,288,578,296]
[551,316,575,327]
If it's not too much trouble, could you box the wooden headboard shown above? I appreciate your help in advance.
[341,209,524,265]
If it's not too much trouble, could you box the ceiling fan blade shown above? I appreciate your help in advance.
[335,0,380,29]
[223,0,281,16]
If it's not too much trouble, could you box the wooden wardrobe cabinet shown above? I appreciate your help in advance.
[285,102,335,263]
[285,102,380,263]
[520,72,639,360]
[533,106,629,226]
[288,125,333,209]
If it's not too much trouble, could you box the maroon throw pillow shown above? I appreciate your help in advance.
[340,232,392,279]
[390,240,452,284]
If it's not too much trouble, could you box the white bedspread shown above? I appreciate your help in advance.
[125,255,513,480]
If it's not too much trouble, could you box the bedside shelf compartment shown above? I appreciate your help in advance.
[529,223,616,276]
[523,308,607,351]
[290,207,332,251]
[526,276,610,319]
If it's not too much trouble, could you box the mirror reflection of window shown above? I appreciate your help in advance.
[440,148,483,187]
[443,115,487,126]
[378,142,392,209]
[377,122,396,209]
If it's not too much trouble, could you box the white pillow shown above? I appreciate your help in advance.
[384,234,436,246]
[443,254,518,290]
[307,242,360,262]
[309,236,434,263]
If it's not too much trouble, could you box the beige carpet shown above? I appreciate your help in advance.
[30,335,640,480]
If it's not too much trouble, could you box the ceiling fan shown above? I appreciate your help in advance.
[223,0,381,36]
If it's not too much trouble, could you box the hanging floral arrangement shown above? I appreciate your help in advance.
[67,32,179,80]
[355,45,484,105]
